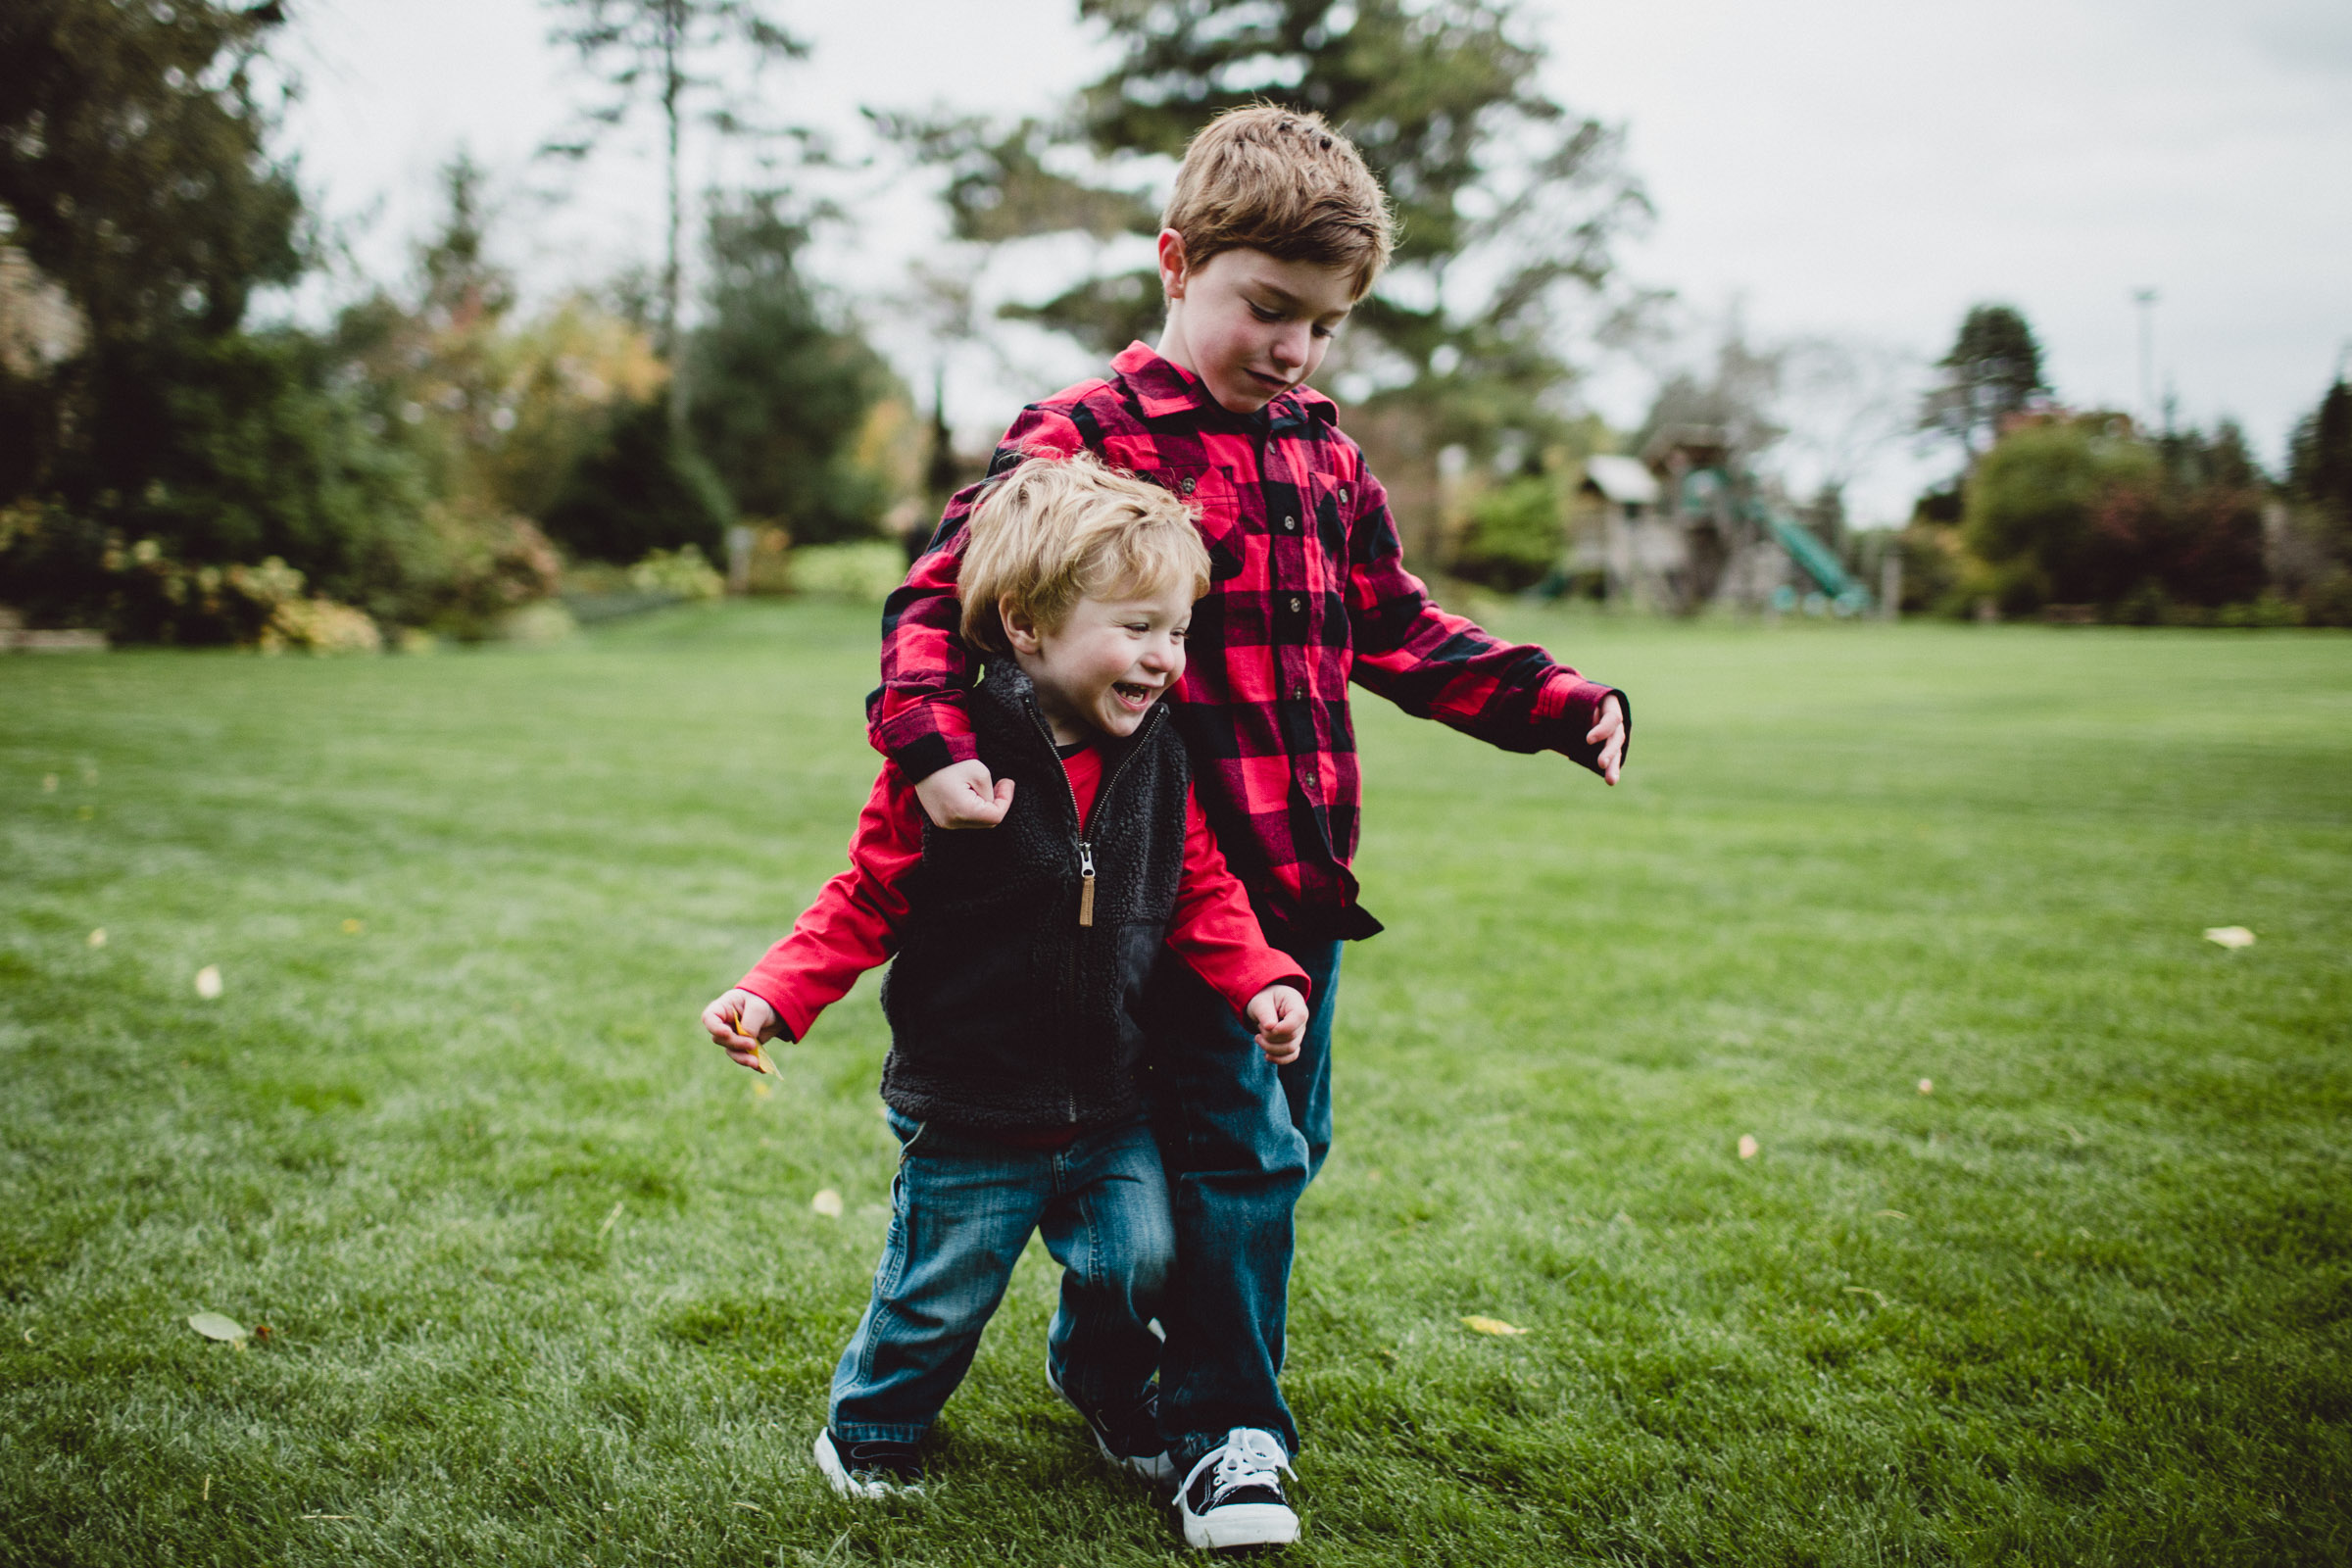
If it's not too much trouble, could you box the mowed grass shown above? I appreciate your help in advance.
[2,604,2347,1566]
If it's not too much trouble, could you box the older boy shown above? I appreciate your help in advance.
[704,453,1310,1499]
[872,107,1628,1548]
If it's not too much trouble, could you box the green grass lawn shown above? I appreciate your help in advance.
[3,604,2347,1566]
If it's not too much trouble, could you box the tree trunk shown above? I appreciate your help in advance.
[661,0,687,436]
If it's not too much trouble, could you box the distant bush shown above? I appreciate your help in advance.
[540,400,734,565]
[789,541,907,602]
[1449,474,1563,591]
[1959,416,2267,619]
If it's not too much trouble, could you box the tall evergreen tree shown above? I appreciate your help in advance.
[543,0,808,432]
[887,0,1647,561]
[1919,304,2048,463]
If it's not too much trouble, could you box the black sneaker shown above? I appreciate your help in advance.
[1177,1427,1298,1550]
[1045,1357,1176,1486]
[812,1429,924,1498]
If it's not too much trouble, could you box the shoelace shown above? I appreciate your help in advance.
[1206,1429,1292,1502]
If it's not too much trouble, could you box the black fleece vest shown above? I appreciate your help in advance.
[878,661,1190,1134]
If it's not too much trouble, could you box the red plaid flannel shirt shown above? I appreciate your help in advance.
[870,342,1629,940]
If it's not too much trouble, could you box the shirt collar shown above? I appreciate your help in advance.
[1111,340,1339,426]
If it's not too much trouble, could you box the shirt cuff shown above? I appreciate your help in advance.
[1539,674,1629,774]
[1218,958,1313,1022]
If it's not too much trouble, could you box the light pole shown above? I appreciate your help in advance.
[2132,288,2159,432]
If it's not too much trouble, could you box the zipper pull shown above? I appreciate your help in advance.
[1077,841,1096,927]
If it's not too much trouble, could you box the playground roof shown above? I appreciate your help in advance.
[1583,455,1661,505]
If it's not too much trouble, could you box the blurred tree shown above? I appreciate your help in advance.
[541,396,733,564]
[1963,415,2266,619]
[0,0,453,639]
[0,0,304,503]
[544,0,809,431]
[686,191,898,544]
[2278,376,2352,623]
[2287,376,2351,529]
[885,0,1648,565]
[1919,304,2047,464]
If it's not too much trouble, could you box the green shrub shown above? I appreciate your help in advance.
[1450,474,1563,591]
[540,401,733,564]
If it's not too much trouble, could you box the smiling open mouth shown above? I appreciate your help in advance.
[1112,682,1158,709]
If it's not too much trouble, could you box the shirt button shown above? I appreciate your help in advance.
[1179,476,1197,495]
[1338,486,1349,504]
[1292,681,1309,701]
[1282,514,1297,531]
[1290,596,1302,612]
[1302,765,1319,789]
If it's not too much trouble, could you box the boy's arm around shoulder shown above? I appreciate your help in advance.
[869,404,1092,784]
[733,760,926,1044]
[1338,460,1631,780]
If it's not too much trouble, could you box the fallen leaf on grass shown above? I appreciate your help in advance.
[1461,1316,1528,1336]
[598,1200,623,1239]
[1738,1135,1759,1159]
[731,1501,762,1512]
[342,918,365,935]
[810,1188,843,1218]
[187,1311,247,1343]
[752,1079,772,1100]
[1917,1078,1934,1095]
[2203,926,2255,949]
[194,965,222,1000]
[87,928,106,948]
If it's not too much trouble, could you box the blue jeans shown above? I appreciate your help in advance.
[829,1107,1174,1444]
[1145,936,1343,1468]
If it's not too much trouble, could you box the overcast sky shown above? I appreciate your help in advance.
[281,0,2352,524]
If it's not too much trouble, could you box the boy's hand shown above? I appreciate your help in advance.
[1586,694,1627,786]
[702,988,779,1073]
[1246,984,1309,1064]
[915,760,1015,830]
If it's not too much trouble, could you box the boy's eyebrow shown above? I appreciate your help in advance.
[1250,280,1350,318]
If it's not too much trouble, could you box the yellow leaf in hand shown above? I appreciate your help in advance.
[1461,1315,1527,1337]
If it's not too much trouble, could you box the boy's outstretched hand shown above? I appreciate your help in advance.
[702,988,779,1073]
[915,760,1015,830]
[1586,694,1627,786]
[1247,984,1309,1064]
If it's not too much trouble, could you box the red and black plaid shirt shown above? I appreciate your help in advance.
[870,342,1628,940]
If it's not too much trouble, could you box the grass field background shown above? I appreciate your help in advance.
[3,604,2347,1565]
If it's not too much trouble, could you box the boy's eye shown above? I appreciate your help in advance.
[1311,322,1337,339]
[1250,303,1282,322]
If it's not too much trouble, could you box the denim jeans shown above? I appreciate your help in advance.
[1145,935,1344,1469]
[828,1107,1174,1444]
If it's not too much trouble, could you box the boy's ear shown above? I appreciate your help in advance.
[1155,228,1190,301]
[1000,592,1044,655]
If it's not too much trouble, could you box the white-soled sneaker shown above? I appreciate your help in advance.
[1177,1427,1298,1550]
[812,1428,924,1498]
[1045,1357,1176,1487]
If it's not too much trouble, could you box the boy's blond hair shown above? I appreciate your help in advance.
[1162,104,1395,298]
[958,451,1211,655]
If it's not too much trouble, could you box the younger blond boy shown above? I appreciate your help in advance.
[871,105,1629,1549]
[703,452,1309,1500]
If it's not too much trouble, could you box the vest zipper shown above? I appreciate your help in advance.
[1022,694,1162,1126]
[1025,699,1161,929]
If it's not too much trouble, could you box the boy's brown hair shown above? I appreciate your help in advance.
[958,451,1212,655]
[1161,104,1396,298]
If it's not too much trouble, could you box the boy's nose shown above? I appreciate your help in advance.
[1269,323,1308,369]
